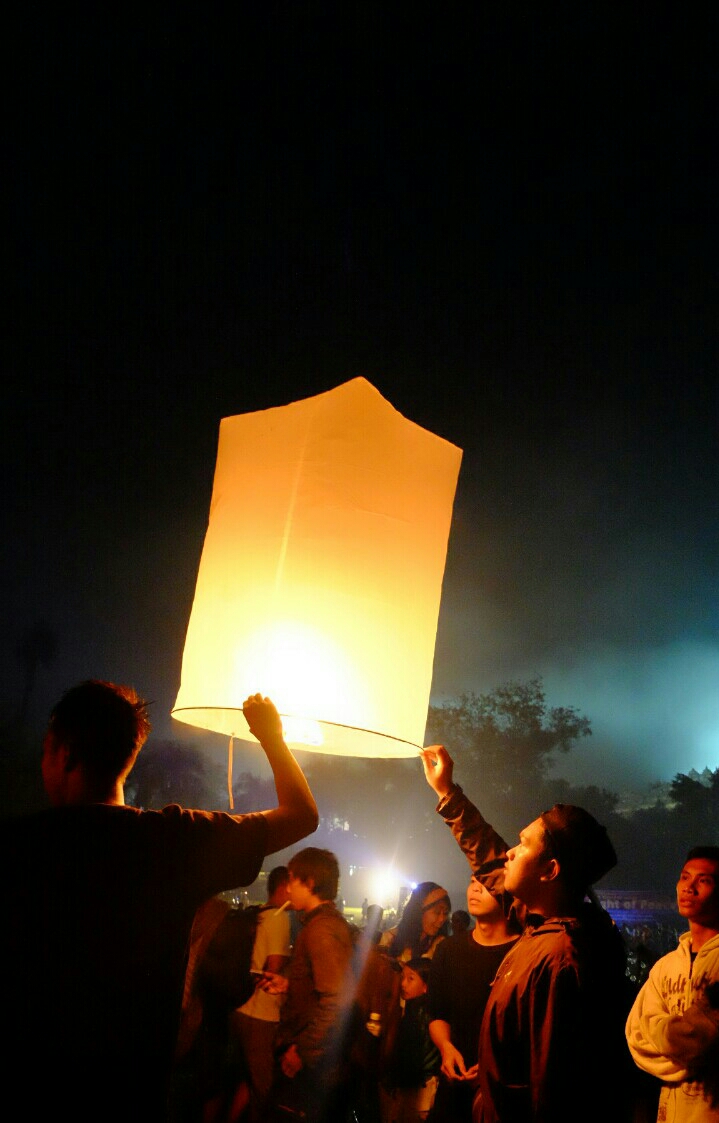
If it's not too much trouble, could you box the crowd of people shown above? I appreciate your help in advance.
[3,679,718,1122]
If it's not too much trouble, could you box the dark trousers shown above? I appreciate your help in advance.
[268,1065,352,1123]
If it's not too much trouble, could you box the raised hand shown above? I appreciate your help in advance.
[419,744,455,800]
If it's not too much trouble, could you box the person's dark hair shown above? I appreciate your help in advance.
[451,909,472,934]
[539,804,617,896]
[404,957,432,986]
[686,846,719,866]
[389,881,450,959]
[288,847,340,902]
[49,680,150,785]
[267,866,289,898]
[473,864,523,931]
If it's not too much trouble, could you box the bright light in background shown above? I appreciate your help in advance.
[344,865,419,913]
[370,867,403,910]
[542,641,719,788]
[696,728,719,772]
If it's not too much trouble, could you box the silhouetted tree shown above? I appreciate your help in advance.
[301,755,415,832]
[609,801,678,890]
[669,768,719,839]
[231,771,279,814]
[541,779,620,825]
[127,739,224,809]
[426,676,592,836]
[608,768,719,891]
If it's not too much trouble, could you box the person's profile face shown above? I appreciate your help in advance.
[276,879,292,907]
[503,818,550,900]
[287,873,313,912]
[466,877,502,920]
[421,888,450,937]
[677,858,719,927]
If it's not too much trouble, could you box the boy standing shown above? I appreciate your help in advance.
[381,958,440,1123]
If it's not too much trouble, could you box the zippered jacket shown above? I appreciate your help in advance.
[626,930,719,1121]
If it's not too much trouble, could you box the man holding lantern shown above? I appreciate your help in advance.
[1,681,318,1123]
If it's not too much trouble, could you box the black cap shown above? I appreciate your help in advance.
[540,804,617,891]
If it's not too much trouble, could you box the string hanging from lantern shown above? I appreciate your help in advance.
[227,735,234,810]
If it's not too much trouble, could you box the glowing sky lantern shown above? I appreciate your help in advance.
[172,378,462,759]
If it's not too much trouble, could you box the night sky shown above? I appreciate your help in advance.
[4,8,719,795]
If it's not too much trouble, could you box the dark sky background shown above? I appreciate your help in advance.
[4,8,719,797]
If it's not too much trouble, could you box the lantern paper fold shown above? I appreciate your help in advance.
[172,377,462,757]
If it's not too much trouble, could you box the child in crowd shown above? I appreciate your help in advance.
[380,958,440,1123]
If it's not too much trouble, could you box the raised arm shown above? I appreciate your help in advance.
[420,745,509,875]
[243,694,319,853]
[420,744,456,801]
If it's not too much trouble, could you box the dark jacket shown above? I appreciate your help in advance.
[388,994,440,1088]
[437,784,525,926]
[437,785,632,1123]
[277,901,354,1073]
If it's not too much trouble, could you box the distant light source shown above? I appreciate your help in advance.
[171,377,462,757]
[370,867,403,909]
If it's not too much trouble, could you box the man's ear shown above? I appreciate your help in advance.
[48,730,79,774]
[53,742,76,774]
[540,857,561,884]
[118,746,141,784]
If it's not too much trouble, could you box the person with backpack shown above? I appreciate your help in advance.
[227,866,293,1122]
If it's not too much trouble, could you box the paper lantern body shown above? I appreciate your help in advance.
[172,378,462,757]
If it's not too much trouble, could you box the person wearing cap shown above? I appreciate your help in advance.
[420,743,632,1123]
[625,845,719,1122]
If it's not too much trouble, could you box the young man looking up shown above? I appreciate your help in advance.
[2,681,317,1123]
[626,846,719,1122]
[420,743,631,1123]
[261,846,354,1123]
[427,874,520,1123]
